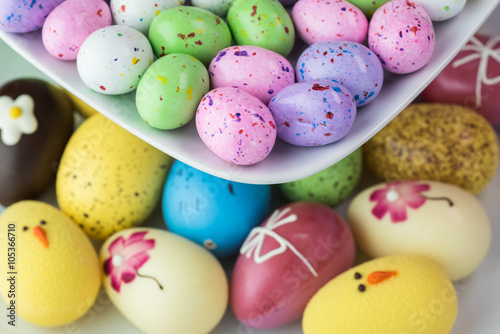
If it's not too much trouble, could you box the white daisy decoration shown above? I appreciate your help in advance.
[0,94,38,146]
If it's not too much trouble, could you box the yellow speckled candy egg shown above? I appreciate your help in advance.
[347,180,491,280]
[0,201,100,327]
[303,255,458,334]
[100,227,228,334]
[56,113,173,239]
[363,103,499,194]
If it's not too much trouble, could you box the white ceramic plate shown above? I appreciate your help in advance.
[0,0,498,184]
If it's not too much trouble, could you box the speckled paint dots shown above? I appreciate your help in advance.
[292,0,368,45]
[268,79,356,146]
[368,0,435,74]
[0,0,66,33]
[209,45,295,105]
[297,41,383,106]
[196,87,277,165]
[76,25,154,94]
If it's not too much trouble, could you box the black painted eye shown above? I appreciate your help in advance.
[23,226,28,232]
[358,284,366,292]
[40,220,46,225]
[354,272,362,280]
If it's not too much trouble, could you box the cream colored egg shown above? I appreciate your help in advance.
[0,201,101,327]
[100,228,228,334]
[347,180,491,280]
[56,113,173,239]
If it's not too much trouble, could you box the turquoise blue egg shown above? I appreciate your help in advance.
[162,161,271,257]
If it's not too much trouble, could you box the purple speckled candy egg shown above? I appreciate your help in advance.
[42,0,112,60]
[268,79,356,146]
[209,45,295,105]
[196,87,277,165]
[296,41,383,106]
[0,0,66,33]
[368,0,435,74]
[292,0,368,45]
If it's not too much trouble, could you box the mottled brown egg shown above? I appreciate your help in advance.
[363,103,499,194]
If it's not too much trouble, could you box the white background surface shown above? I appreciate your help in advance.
[1,4,500,334]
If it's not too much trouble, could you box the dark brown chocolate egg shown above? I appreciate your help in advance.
[0,78,74,206]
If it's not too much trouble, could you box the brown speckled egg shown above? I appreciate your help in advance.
[56,113,173,239]
[363,103,499,194]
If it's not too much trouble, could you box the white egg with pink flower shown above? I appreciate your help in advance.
[99,227,228,334]
[347,180,491,281]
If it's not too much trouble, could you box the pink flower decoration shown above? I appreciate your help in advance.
[103,231,155,292]
[370,181,430,223]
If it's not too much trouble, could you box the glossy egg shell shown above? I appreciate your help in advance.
[368,0,435,74]
[0,0,65,33]
[209,45,295,105]
[231,202,355,329]
[268,79,356,146]
[162,160,271,257]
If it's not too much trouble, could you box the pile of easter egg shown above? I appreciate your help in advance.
[0,0,469,166]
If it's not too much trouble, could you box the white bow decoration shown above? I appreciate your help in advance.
[240,207,318,277]
[452,36,500,108]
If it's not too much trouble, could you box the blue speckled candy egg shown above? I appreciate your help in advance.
[297,41,383,106]
[268,79,356,146]
[162,160,271,257]
[209,45,295,105]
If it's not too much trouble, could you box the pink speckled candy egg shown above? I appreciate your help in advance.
[196,87,277,165]
[209,45,295,105]
[368,0,435,74]
[42,0,112,60]
[268,79,356,146]
[292,0,368,45]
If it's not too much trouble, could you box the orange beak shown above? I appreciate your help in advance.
[367,271,397,285]
[33,226,49,248]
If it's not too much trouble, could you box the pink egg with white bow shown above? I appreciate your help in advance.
[292,0,368,45]
[368,0,435,74]
[231,202,356,329]
[196,87,277,165]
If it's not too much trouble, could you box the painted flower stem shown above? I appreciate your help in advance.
[135,266,163,290]
[421,195,454,207]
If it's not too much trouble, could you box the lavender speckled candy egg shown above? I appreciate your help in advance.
[0,0,65,33]
[77,25,154,95]
[268,79,356,146]
[297,41,383,106]
[42,0,111,60]
[209,45,295,105]
[196,87,277,165]
[368,0,435,74]
[292,0,368,45]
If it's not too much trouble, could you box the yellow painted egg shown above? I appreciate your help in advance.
[303,255,458,334]
[56,113,173,239]
[0,201,101,327]
[363,103,499,194]
[100,227,228,334]
[347,180,491,280]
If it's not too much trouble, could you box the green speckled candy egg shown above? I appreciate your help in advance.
[56,113,173,239]
[363,103,499,195]
[136,53,210,130]
[279,148,362,206]
[345,0,390,16]
[227,0,295,57]
[148,6,232,66]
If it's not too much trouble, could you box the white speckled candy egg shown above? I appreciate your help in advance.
[77,25,154,94]
[414,0,466,21]
[292,0,368,45]
[296,41,383,106]
[42,0,112,60]
[111,0,184,35]
[209,45,295,105]
[368,0,435,74]
[196,87,277,165]
[347,180,491,280]
[191,0,235,17]
[268,79,356,146]
[100,228,228,334]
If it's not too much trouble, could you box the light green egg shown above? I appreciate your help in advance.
[136,53,210,130]
[148,6,232,66]
[279,148,362,206]
[227,0,295,57]
[345,0,390,16]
